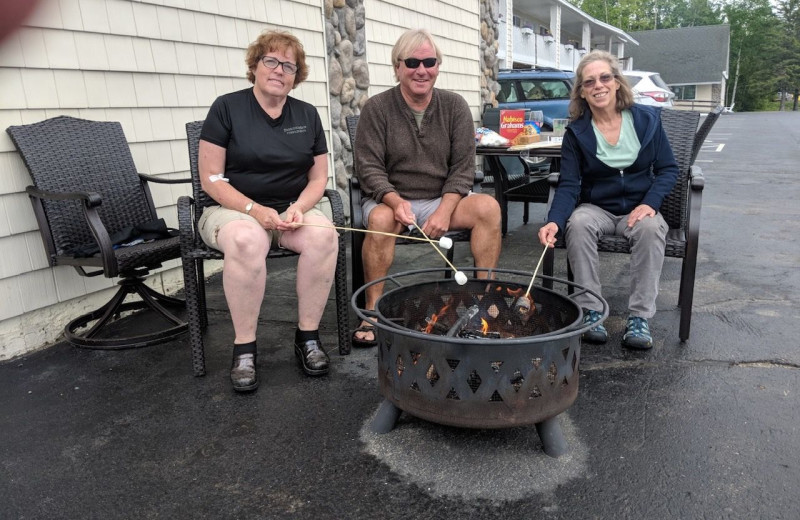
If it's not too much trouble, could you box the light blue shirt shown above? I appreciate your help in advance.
[592,109,640,169]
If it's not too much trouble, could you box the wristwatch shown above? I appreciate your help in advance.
[244,202,254,215]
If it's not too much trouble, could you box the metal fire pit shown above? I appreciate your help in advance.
[352,267,608,457]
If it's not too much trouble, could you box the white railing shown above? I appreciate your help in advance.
[508,26,583,71]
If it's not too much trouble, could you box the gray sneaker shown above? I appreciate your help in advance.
[581,308,607,344]
[622,316,653,349]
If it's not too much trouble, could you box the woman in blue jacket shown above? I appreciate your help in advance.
[538,50,678,349]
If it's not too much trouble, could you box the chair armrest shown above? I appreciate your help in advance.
[689,164,705,191]
[139,172,192,184]
[324,188,346,227]
[26,185,116,275]
[547,171,560,187]
[349,177,364,229]
[26,185,103,207]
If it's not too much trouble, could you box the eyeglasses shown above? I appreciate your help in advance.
[260,56,298,75]
[581,73,615,89]
[402,57,438,69]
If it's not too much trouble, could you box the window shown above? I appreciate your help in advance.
[497,80,518,102]
[519,79,571,100]
[672,85,696,100]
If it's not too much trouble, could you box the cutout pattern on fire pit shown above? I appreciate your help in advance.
[370,279,584,428]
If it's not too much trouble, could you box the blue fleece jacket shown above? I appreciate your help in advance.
[546,104,679,232]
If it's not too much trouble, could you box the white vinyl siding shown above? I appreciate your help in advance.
[0,0,329,359]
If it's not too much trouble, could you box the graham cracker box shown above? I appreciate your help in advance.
[499,109,540,146]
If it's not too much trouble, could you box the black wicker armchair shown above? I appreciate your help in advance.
[6,116,190,349]
[542,108,717,342]
[345,115,470,308]
[179,121,350,377]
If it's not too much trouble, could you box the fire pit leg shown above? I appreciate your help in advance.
[370,398,402,434]
[535,415,568,457]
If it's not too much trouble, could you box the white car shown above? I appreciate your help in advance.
[622,70,675,108]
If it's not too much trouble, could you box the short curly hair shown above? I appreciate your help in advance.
[568,50,634,120]
[245,30,308,87]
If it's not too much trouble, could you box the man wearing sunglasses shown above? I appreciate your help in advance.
[351,29,501,348]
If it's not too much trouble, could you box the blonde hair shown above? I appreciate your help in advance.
[245,30,308,87]
[568,50,634,120]
[390,29,443,81]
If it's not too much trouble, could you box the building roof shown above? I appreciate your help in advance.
[626,25,730,85]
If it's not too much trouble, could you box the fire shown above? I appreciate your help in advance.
[480,318,489,334]
[424,303,450,334]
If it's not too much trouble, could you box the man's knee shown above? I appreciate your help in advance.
[366,205,400,232]
[461,194,500,227]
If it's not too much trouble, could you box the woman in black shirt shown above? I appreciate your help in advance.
[198,30,338,391]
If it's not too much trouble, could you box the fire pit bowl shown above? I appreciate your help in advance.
[352,267,608,457]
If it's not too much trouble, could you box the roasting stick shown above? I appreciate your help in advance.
[410,222,468,285]
[514,241,552,315]
[291,222,454,250]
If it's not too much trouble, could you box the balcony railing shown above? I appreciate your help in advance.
[503,25,584,71]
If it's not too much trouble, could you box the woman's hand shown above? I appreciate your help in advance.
[538,222,559,247]
[250,204,283,230]
[627,204,656,228]
[277,202,305,231]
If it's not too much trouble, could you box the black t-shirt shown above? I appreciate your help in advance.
[200,88,328,212]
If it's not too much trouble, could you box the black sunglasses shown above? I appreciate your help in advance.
[402,57,438,69]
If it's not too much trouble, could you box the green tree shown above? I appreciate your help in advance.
[774,0,800,109]
[724,0,784,111]
[571,0,800,110]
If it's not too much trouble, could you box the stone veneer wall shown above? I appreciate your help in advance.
[323,0,369,195]
[480,0,501,110]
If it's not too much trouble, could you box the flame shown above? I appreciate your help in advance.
[424,303,451,334]
[480,318,489,334]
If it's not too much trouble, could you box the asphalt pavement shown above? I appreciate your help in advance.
[1,111,798,519]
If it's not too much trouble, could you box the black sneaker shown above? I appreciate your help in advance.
[581,308,608,344]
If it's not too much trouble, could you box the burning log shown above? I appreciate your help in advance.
[445,305,480,337]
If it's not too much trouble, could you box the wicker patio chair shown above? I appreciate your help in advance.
[6,116,191,349]
[542,108,715,342]
[179,121,350,377]
[345,115,471,308]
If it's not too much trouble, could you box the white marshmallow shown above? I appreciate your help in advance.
[455,271,468,285]
[438,236,453,250]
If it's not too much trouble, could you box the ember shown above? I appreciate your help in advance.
[417,284,547,339]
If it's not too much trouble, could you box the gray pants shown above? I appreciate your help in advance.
[565,204,668,318]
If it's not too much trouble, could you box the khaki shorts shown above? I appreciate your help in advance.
[198,200,330,251]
